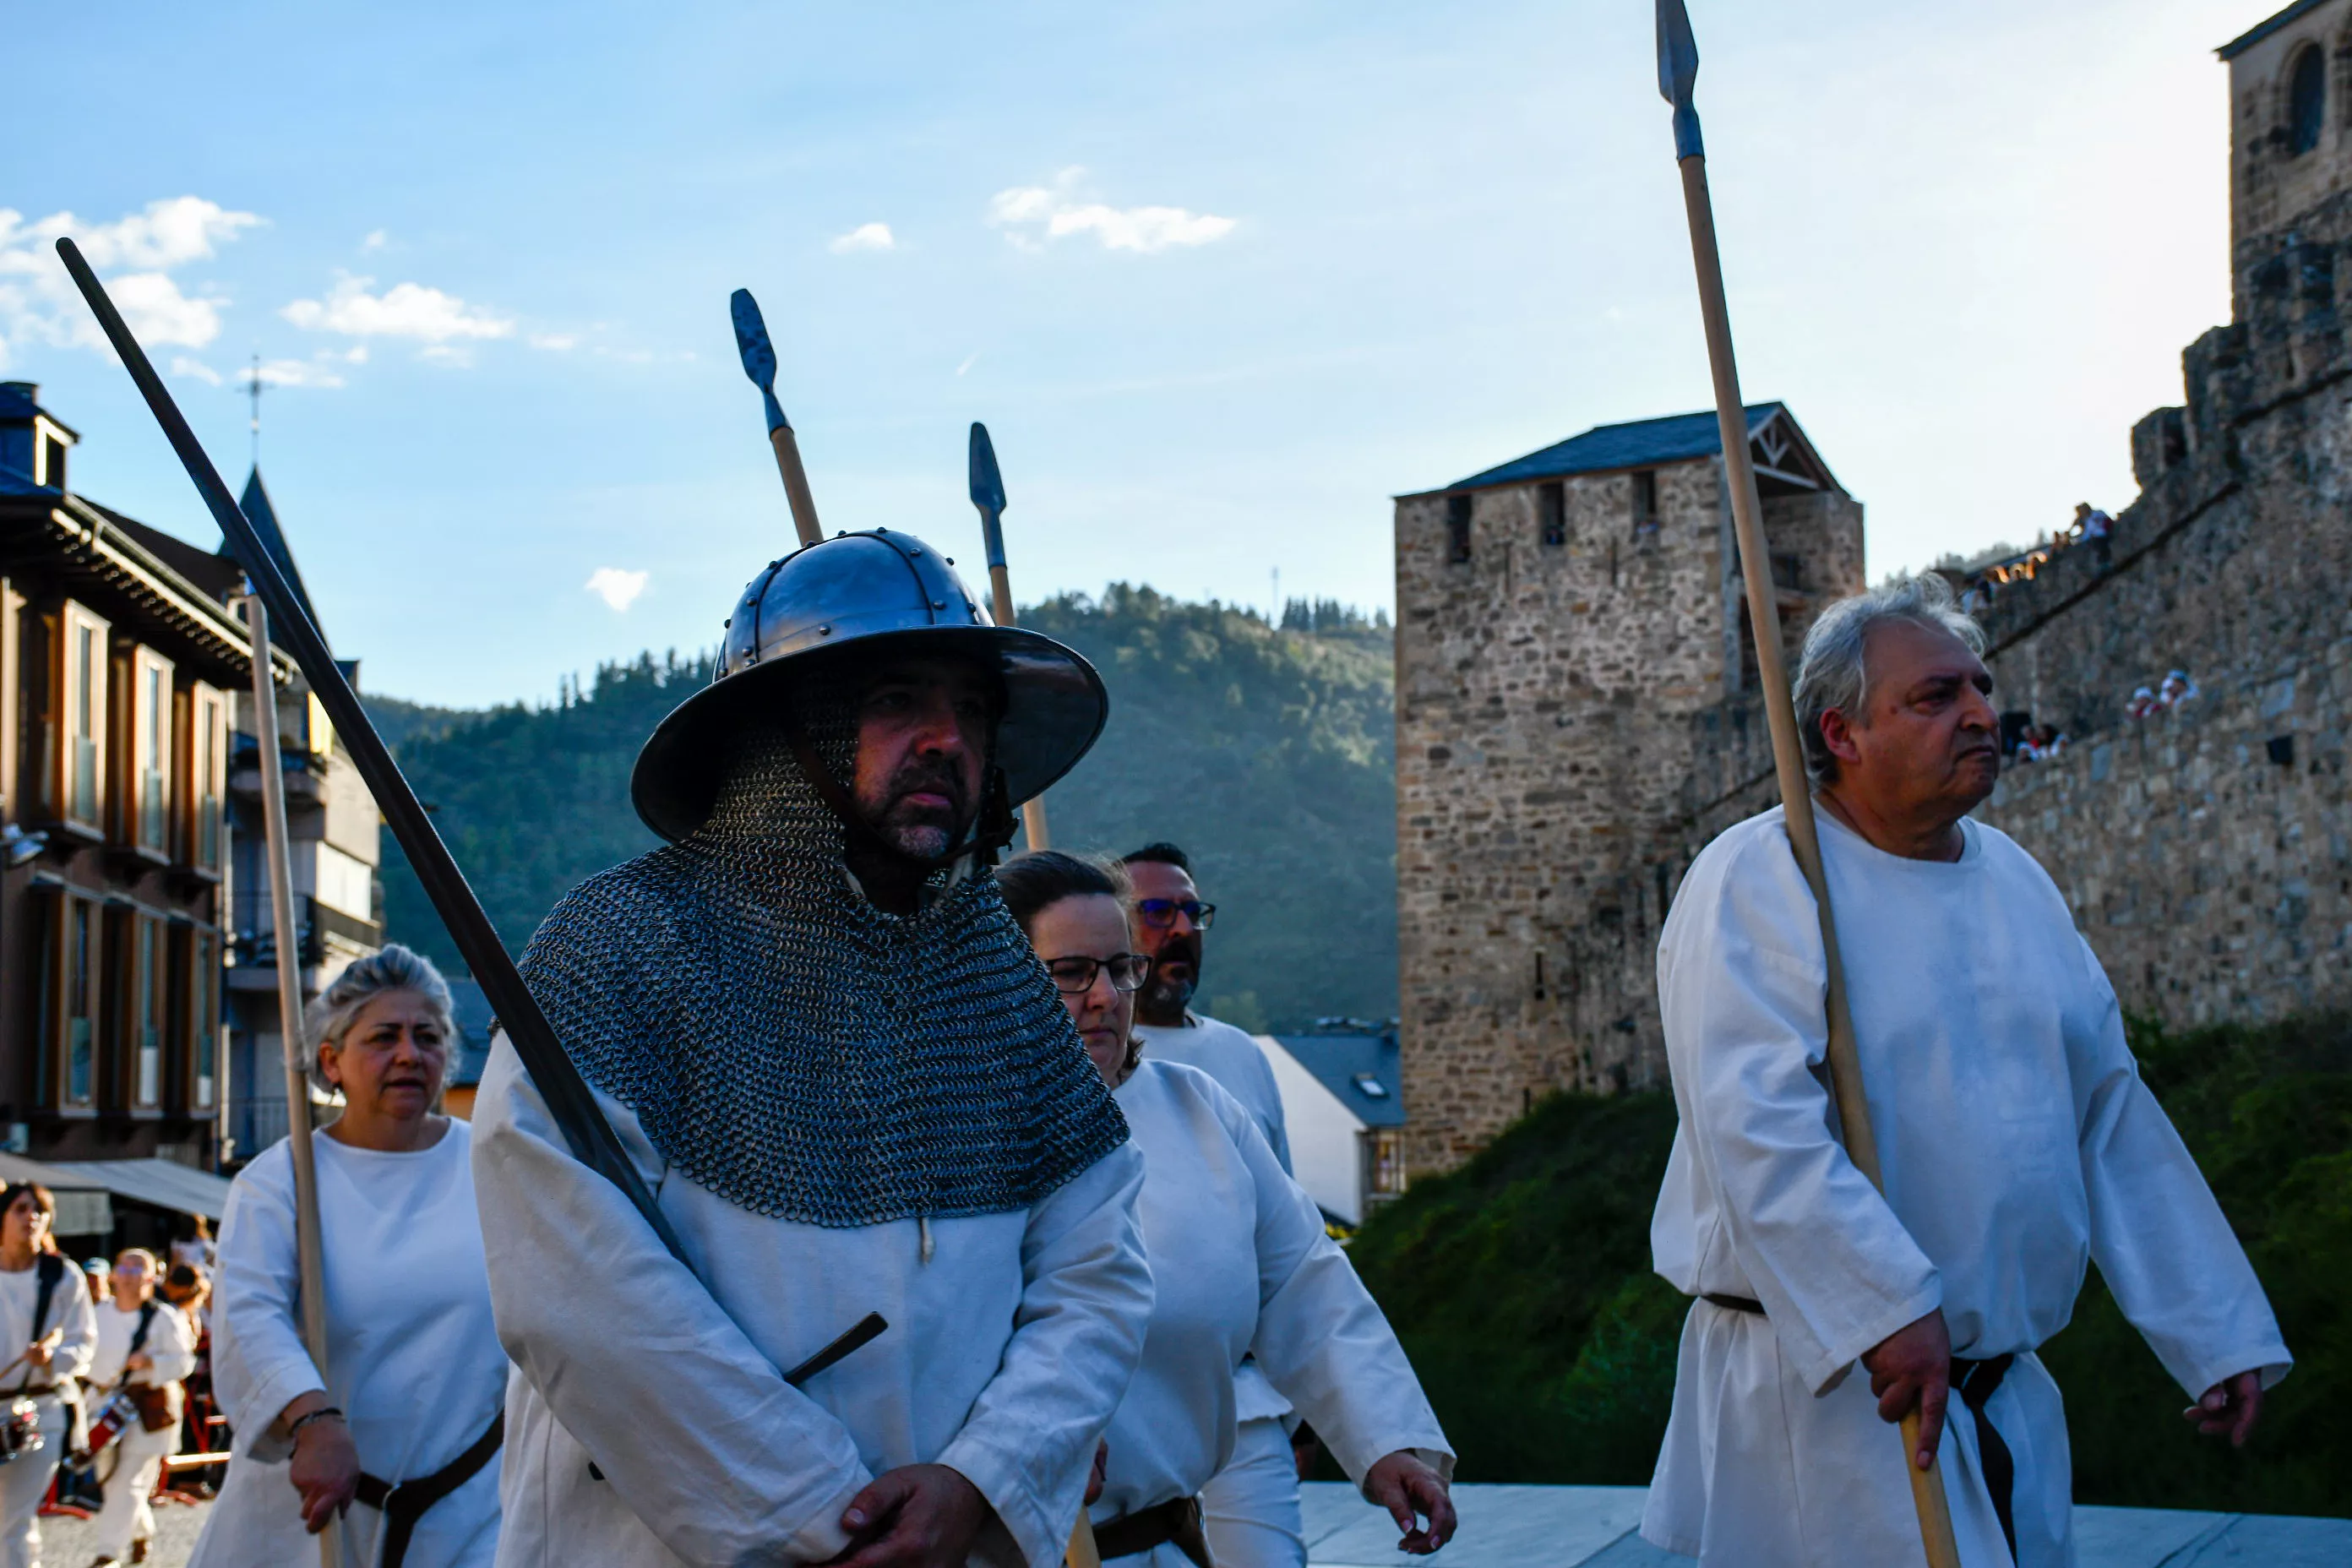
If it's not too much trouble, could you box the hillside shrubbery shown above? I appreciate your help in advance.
[1345,1015,2351,1516]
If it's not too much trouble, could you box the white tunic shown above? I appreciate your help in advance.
[1135,1015,1292,1173]
[191,1120,507,1568]
[1135,1013,1296,1430]
[90,1296,198,1393]
[471,1036,1152,1568]
[1092,1061,1448,1535]
[1643,807,2293,1568]
[0,1258,95,1395]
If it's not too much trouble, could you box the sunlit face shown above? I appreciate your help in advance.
[1819,618,2000,823]
[0,1192,48,1255]
[319,989,449,1122]
[1027,893,1138,1086]
[850,657,995,860]
[1126,859,1203,1021]
[111,1253,155,1307]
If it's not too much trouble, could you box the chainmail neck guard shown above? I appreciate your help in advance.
[519,699,1129,1228]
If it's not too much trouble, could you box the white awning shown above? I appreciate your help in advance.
[0,1152,118,1235]
[48,1158,232,1221]
[26,1157,233,1222]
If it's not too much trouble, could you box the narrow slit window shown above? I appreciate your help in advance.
[1538,482,1566,547]
[1631,470,1660,536]
[1445,493,1473,564]
[2289,45,2325,156]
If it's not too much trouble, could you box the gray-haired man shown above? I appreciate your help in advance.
[1641,574,2289,1568]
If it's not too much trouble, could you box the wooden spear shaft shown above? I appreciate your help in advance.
[982,565,1054,852]
[240,595,344,1568]
[1674,155,1964,1568]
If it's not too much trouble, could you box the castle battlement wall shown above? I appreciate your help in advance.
[1396,30,2352,1172]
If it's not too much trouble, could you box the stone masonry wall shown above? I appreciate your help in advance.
[1970,193,2352,1026]
[1395,460,1861,1172]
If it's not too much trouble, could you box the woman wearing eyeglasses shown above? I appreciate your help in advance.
[995,851,1456,1568]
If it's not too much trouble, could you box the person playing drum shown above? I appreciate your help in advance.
[0,1182,97,1568]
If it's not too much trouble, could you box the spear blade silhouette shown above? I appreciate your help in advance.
[1654,8,1963,1565]
[968,421,1051,850]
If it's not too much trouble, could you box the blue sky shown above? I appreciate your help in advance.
[8,0,2252,706]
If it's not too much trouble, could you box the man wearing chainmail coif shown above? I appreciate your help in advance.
[471,528,1153,1568]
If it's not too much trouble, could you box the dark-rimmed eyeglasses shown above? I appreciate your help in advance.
[1043,954,1154,995]
[1134,898,1216,931]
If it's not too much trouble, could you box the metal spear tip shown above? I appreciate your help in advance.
[968,422,1007,515]
[1656,0,1704,160]
[730,288,790,433]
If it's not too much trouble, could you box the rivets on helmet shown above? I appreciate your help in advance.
[817,624,834,636]
[930,600,946,611]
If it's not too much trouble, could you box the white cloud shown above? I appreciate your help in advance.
[528,332,578,351]
[63,197,263,271]
[362,229,389,251]
[105,271,228,347]
[172,356,222,384]
[0,197,262,362]
[829,221,896,253]
[282,273,514,344]
[956,352,980,376]
[585,567,649,612]
[988,169,1235,253]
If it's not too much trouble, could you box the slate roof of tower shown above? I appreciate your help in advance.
[1446,402,1784,492]
[2219,0,2333,60]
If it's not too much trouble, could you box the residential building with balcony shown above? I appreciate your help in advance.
[0,382,255,1168]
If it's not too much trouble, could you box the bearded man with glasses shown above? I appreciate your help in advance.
[1119,841,1315,1567]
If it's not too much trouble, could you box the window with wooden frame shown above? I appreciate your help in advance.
[128,911,167,1113]
[126,647,174,857]
[189,927,220,1113]
[57,602,109,830]
[181,682,228,874]
[46,890,101,1113]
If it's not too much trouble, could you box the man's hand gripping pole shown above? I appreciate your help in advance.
[1653,8,1964,1565]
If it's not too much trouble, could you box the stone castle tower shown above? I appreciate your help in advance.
[1392,0,2352,1177]
[1391,408,1862,1173]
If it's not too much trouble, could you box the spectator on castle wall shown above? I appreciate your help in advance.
[2126,685,2160,720]
[2160,670,2200,709]
[2073,502,2114,569]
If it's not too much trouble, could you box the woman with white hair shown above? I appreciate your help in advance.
[996,852,1456,1568]
[188,945,504,1568]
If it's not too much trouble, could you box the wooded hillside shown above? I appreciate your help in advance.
[370,586,1398,1030]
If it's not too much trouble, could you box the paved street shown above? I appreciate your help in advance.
[1298,1484,2352,1567]
[32,1494,210,1566]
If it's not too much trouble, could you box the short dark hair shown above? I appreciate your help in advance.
[1120,842,1190,874]
[996,851,1130,935]
[0,1183,54,1222]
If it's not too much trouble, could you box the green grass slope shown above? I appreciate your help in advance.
[1344,1016,2350,1516]
[371,586,1396,1029]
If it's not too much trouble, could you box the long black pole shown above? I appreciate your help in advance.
[55,237,692,1265]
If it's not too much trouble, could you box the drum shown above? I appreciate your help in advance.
[82,1387,134,1459]
[0,1396,42,1467]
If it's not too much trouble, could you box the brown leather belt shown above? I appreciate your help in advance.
[1093,1495,1212,1566]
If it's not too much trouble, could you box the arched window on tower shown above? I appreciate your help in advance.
[2289,44,2325,156]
